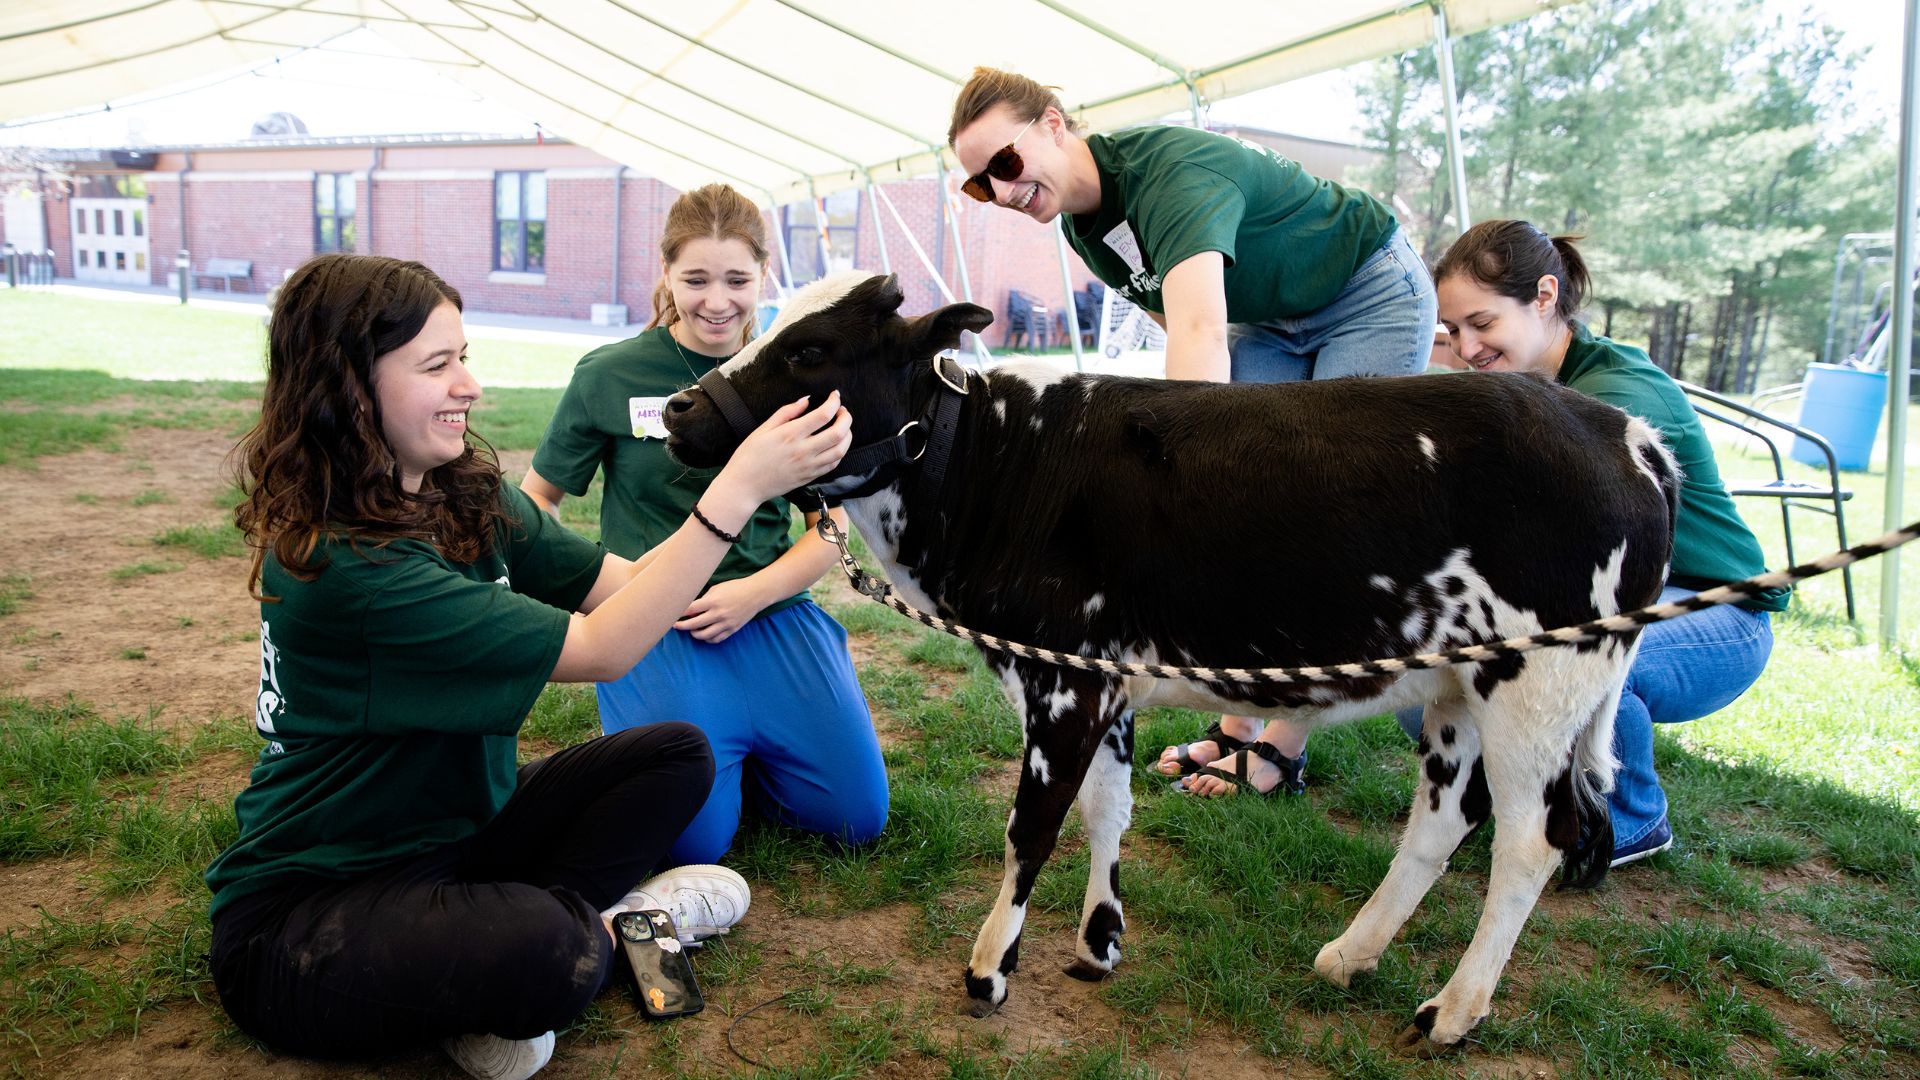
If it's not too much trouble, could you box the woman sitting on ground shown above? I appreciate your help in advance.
[1415,219,1787,866]
[205,253,850,1080]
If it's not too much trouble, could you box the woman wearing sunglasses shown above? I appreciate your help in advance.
[948,67,1438,799]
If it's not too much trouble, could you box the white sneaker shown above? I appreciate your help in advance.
[441,1030,554,1080]
[609,864,751,943]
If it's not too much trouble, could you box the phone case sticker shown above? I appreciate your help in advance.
[648,987,666,1011]
[630,396,670,439]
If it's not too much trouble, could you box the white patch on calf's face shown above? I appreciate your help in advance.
[1417,433,1437,465]
[1084,593,1105,615]
[1370,574,1395,591]
[716,270,878,377]
[993,400,1008,423]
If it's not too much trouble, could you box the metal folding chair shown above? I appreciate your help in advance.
[1677,380,1855,620]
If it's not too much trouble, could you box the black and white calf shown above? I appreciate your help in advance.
[663,272,1679,1052]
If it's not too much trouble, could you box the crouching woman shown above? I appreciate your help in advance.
[204,254,849,1078]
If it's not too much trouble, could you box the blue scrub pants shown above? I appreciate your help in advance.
[598,598,888,865]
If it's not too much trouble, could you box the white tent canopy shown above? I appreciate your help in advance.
[2,0,1553,205]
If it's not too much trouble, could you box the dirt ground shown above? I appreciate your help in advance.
[2,431,1316,1079]
[0,430,1872,1079]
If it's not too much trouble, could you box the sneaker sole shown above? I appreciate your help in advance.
[1609,837,1674,869]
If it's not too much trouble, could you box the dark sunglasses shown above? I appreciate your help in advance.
[959,117,1038,203]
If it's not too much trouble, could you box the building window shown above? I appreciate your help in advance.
[94,209,104,233]
[75,209,87,234]
[133,210,144,237]
[96,251,106,269]
[782,190,860,284]
[135,252,146,272]
[315,174,356,254]
[494,171,546,272]
[113,210,125,236]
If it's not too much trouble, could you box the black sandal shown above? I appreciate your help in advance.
[1157,720,1250,777]
[1184,741,1308,797]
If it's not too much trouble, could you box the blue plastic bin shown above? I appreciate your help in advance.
[1791,363,1887,471]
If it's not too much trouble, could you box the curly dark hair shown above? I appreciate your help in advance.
[231,254,509,597]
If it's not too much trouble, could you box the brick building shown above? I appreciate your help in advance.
[4,134,1097,349]
[4,125,1378,349]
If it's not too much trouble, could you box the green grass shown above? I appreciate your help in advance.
[0,574,31,618]
[0,291,594,385]
[151,521,243,560]
[2,301,1918,1075]
[0,696,186,862]
[108,560,181,581]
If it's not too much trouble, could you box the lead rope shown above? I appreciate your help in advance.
[814,509,1920,685]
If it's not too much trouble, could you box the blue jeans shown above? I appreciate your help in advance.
[598,599,888,864]
[1227,226,1438,383]
[1396,586,1774,850]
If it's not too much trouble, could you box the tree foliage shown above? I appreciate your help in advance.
[1359,0,1896,391]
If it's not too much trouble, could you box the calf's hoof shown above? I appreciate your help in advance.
[1312,940,1379,987]
[962,969,1007,1018]
[1392,1002,1483,1056]
[1063,958,1114,982]
[1392,1024,1457,1059]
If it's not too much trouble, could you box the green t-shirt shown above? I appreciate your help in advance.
[204,484,605,917]
[1064,126,1397,322]
[1558,324,1790,612]
[530,327,803,618]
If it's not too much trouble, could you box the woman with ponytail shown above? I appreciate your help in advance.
[523,183,889,866]
[1413,219,1787,868]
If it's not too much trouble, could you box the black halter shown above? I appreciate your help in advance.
[695,355,973,508]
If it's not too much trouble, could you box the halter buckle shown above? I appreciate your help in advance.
[933,353,971,396]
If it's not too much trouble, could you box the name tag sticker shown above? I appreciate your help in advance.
[1103,222,1146,275]
[630,396,670,439]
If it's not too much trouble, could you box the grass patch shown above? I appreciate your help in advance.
[0,574,31,617]
[152,521,244,559]
[109,560,182,581]
[0,696,186,862]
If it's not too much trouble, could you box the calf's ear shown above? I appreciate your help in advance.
[867,273,908,315]
[904,303,995,361]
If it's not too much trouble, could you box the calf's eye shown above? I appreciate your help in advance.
[791,345,827,367]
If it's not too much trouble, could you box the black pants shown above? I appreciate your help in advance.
[210,723,713,1058]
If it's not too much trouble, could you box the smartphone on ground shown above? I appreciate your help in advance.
[613,908,705,1019]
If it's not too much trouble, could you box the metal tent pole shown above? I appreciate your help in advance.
[1823,235,1851,365]
[1054,219,1085,371]
[1882,0,1919,648]
[872,182,957,302]
[768,195,797,296]
[808,180,832,277]
[865,176,892,274]
[934,153,991,366]
[1431,2,1472,231]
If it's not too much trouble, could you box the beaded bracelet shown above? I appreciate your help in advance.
[690,503,742,545]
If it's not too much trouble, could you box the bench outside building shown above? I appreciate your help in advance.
[195,257,252,292]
